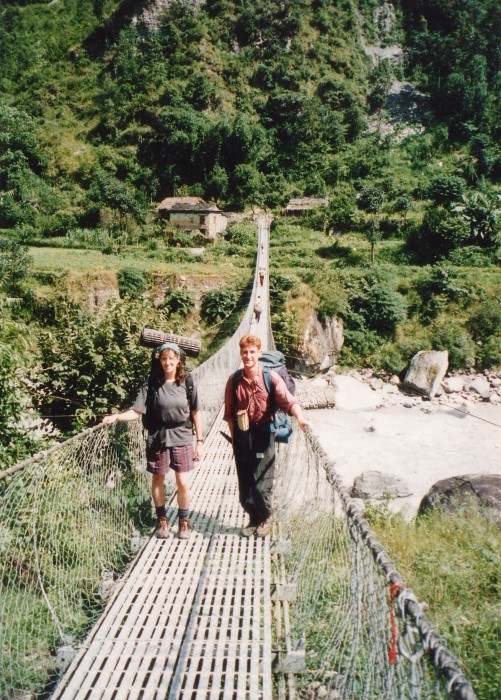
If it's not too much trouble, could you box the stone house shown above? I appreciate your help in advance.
[284,197,329,215]
[156,197,228,239]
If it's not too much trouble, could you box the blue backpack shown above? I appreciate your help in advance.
[262,366,293,444]
[260,351,295,443]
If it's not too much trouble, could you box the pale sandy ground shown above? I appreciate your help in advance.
[306,376,501,519]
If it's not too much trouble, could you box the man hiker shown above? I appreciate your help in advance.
[253,296,263,322]
[224,334,309,537]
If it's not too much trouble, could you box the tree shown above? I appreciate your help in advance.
[454,192,501,244]
[0,239,31,293]
[357,185,385,263]
[88,169,142,234]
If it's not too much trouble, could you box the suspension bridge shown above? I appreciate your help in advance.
[0,217,477,700]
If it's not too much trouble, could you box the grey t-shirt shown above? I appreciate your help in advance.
[133,378,200,447]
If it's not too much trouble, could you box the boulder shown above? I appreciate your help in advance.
[352,471,412,500]
[419,474,501,520]
[403,350,448,398]
[301,314,344,371]
[442,376,465,394]
[464,376,491,400]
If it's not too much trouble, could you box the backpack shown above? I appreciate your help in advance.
[232,352,294,443]
[259,350,296,396]
[261,366,293,443]
[142,373,195,431]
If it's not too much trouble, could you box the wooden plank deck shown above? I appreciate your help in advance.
[51,413,273,699]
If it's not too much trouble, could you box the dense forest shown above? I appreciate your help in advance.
[0,0,500,465]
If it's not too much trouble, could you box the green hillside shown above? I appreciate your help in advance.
[1,0,500,462]
[1,0,498,223]
[0,5,500,697]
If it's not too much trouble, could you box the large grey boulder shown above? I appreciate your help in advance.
[352,471,412,500]
[419,474,501,520]
[403,350,449,398]
[301,313,344,371]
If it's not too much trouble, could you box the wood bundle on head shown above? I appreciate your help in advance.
[139,328,201,358]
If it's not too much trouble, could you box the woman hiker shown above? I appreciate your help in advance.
[102,342,204,540]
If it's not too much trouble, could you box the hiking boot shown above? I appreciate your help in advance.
[156,516,170,539]
[178,517,192,540]
[241,520,257,537]
[256,520,270,538]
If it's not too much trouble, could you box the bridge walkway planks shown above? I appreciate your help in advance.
[51,412,273,700]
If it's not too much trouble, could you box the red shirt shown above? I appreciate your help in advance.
[224,366,297,427]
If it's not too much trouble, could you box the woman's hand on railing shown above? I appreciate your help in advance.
[102,409,140,425]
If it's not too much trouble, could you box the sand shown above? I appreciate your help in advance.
[306,375,501,518]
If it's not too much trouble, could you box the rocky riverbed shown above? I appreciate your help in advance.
[303,369,501,519]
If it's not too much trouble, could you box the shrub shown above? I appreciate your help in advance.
[429,318,475,370]
[166,231,193,248]
[350,273,408,336]
[35,299,157,432]
[467,298,501,369]
[0,331,41,467]
[0,238,31,293]
[414,265,471,319]
[448,245,499,267]
[426,174,465,207]
[117,267,147,298]
[271,310,301,357]
[225,222,257,247]
[325,191,357,233]
[408,206,470,263]
[201,288,237,324]
[269,272,299,312]
[340,326,382,367]
[160,288,194,317]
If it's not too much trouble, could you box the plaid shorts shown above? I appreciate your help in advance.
[146,444,195,476]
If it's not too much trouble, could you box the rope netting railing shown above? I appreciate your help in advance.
[270,423,477,700]
[0,217,271,699]
[0,422,151,698]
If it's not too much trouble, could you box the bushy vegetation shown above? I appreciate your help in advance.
[0,0,499,452]
[270,217,499,374]
[366,503,501,700]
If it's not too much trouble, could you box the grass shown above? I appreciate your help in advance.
[28,244,246,278]
[366,503,501,700]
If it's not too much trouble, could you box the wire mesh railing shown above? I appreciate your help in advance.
[0,422,151,698]
[271,423,477,700]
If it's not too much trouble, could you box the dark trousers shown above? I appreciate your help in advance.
[232,423,275,524]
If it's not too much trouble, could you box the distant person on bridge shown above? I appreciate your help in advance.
[103,342,204,540]
[253,296,263,322]
[224,334,309,538]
